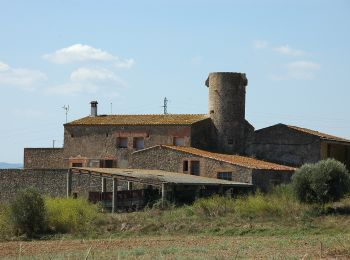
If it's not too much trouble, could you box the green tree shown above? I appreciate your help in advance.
[10,187,46,237]
[292,159,350,205]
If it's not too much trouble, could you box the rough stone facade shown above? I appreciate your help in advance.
[206,72,254,154]
[63,125,193,168]
[246,124,350,168]
[0,169,112,202]
[132,146,293,191]
[24,148,66,169]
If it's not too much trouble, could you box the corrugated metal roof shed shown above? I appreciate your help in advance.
[70,167,252,187]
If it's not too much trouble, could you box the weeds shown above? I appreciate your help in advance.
[45,197,101,234]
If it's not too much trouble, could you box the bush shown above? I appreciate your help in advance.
[292,159,350,205]
[10,187,46,237]
[45,197,100,234]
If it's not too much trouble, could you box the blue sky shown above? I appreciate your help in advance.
[0,0,349,163]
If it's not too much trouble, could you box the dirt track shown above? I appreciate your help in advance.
[1,235,347,259]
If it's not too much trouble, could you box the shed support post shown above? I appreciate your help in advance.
[112,178,118,213]
[161,183,167,207]
[127,181,133,191]
[195,186,201,200]
[218,185,224,195]
[67,169,72,198]
[101,177,107,192]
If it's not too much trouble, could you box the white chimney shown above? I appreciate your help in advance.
[90,101,98,117]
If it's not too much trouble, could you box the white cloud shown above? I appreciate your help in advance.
[70,67,120,82]
[253,40,269,50]
[274,45,305,56]
[271,60,321,81]
[286,61,320,80]
[0,61,46,90]
[43,44,134,68]
[46,67,126,95]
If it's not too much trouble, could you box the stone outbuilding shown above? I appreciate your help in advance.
[245,123,350,169]
[132,145,295,191]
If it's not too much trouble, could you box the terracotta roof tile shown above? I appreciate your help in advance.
[286,125,350,143]
[159,145,295,171]
[66,114,209,126]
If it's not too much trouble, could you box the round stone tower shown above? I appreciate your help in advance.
[206,72,253,154]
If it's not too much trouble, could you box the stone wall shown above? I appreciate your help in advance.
[206,72,254,154]
[131,146,293,190]
[132,147,251,183]
[0,169,112,202]
[63,125,193,168]
[252,169,293,192]
[246,124,321,167]
[24,148,66,169]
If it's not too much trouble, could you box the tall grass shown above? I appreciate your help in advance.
[0,203,14,239]
[191,185,305,220]
[45,197,101,234]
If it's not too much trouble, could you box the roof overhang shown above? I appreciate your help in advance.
[70,167,252,188]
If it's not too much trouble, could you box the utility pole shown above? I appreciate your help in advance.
[162,97,168,115]
[110,102,113,114]
[52,140,56,148]
[62,105,69,123]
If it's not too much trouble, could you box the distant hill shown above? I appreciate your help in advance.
[0,162,23,169]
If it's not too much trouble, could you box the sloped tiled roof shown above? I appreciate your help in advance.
[136,145,295,171]
[66,114,209,126]
[286,125,350,144]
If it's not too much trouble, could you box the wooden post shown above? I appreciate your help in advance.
[161,183,166,207]
[101,177,107,192]
[127,181,133,191]
[67,169,72,198]
[112,178,118,213]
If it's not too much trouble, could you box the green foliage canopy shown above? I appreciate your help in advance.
[292,159,350,204]
[10,187,46,237]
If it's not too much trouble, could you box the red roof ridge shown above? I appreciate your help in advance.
[160,145,295,171]
[285,124,350,143]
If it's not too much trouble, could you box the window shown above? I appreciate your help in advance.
[117,137,128,148]
[133,137,145,150]
[173,137,185,146]
[217,172,232,181]
[183,160,189,172]
[190,161,200,176]
[72,162,82,167]
[100,160,116,168]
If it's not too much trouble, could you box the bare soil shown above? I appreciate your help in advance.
[1,234,349,259]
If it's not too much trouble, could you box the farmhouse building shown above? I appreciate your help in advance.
[246,124,350,169]
[23,72,350,192]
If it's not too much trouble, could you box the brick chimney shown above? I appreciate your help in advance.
[90,101,98,117]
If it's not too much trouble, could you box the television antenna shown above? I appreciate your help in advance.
[162,97,168,115]
[62,105,70,123]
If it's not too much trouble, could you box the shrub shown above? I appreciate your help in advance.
[45,197,100,234]
[10,187,46,237]
[292,159,350,205]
